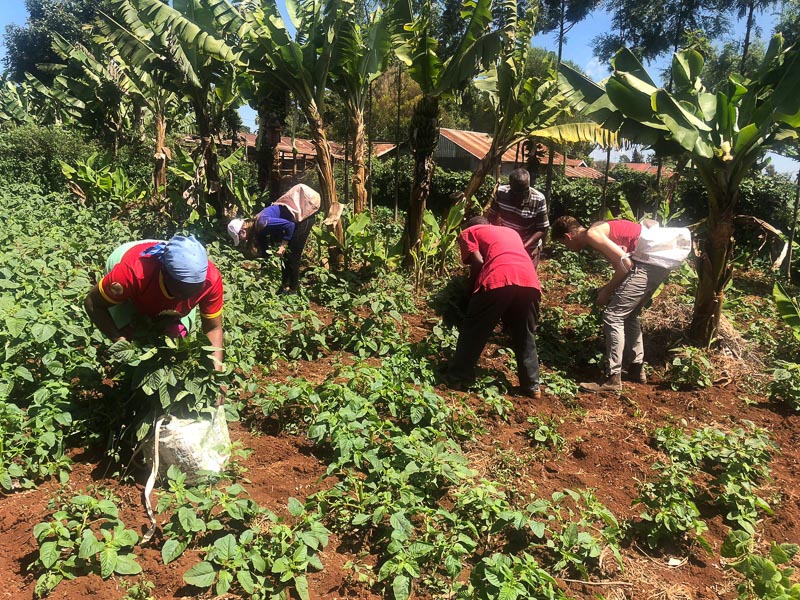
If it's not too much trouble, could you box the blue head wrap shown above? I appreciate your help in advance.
[142,235,208,284]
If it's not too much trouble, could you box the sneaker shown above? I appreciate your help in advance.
[623,363,647,384]
[579,373,622,393]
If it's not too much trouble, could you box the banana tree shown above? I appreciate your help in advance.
[44,34,137,157]
[101,0,239,217]
[557,37,800,344]
[329,0,398,214]
[466,1,564,203]
[0,81,38,126]
[207,0,348,243]
[93,14,180,196]
[252,85,289,201]
[395,0,503,262]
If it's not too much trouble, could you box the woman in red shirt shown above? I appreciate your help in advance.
[84,235,224,371]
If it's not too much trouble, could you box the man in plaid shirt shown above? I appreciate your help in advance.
[484,168,549,267]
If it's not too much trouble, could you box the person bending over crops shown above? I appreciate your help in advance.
[484,167,549,268]
[84,234,224,371]
[445,216,542,399]
[551,216,670,392]
[227,183,321,295]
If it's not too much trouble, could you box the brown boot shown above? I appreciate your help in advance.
[579,373,622,393]
[625,363,647,384]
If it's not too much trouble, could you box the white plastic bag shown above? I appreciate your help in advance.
[631,218,692,270]
[144,407,231,483]
[141,407,231,543]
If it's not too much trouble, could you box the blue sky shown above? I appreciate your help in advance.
[1,0,797,174]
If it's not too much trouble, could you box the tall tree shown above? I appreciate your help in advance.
[775,0,800,47]
[3,0,105,84]
[208,0,348,243]
[94,12,181,196]
[42,34,134,154]
[465,2,564,202]
[537,0,600,208]
[732,0,777,70]
[330,0,399,213]
[559,37,800,345]
[593,0,730,64]
[701,38,766,92]
[395,0,503,262]
[101,0,239,216]
[538,0,600,66]
[253,86,289,201]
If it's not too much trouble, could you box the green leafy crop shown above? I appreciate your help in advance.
[32,492,141,598]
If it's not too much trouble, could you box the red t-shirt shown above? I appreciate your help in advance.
[458,224,541,298]
[607,219,642,254]
[99,242,224,320]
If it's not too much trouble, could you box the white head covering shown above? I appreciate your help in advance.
[227,218,245,246]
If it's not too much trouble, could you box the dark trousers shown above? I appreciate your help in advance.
[281,213,317,290]
[448,285,540,389]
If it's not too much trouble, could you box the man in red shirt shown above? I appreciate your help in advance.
[446,217,542,398]
[551,216,671,392]
[84,235,225,371]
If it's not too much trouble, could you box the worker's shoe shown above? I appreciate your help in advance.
[624,363,647,384]
[579,372,622,393]
[442,373,472,392]
[518,386,542,400]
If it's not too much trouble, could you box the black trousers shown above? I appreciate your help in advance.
[281,213,317,291]
[448,285,540,389]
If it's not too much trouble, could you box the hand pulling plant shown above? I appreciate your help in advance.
[107,334,230,443]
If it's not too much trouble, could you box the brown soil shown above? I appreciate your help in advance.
[2,271,799,599]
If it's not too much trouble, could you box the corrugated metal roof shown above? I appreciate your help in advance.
[439,129,592,169]
[610,162,674,177]
[212,132,396,160]
[566,165,615,181]
[438,128,524,162]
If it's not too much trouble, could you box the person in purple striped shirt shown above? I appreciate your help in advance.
[484,168,550,267]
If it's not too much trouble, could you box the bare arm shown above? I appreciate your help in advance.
[523,228,548,251]
[201,314,224,371]
[586,224,634,305]
[464,250,484,288]
[84,285,126,342]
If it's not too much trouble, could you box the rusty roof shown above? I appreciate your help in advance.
[565,165,614,181]
[213,132,396,160]
[610,162,674,177]
[439,129,591,169]
[438,128,526,163]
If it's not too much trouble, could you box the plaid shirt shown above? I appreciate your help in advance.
[486,185,549,250]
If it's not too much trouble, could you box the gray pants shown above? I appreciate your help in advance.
[603,262,671,375]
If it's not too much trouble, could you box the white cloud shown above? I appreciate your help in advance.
[583,57,610,82]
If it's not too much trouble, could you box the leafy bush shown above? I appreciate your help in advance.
[370,155,495,216]
[0,124,99,191]
[107,335,229,444]
[32,492,142,598]
[721,530,800,599]
[636,422,775,550]
[460,553,566,600]
[61,152,147,206]
[666,346,714,390]
[548,174,604,224]
[633,460,709,550]
[539,370,580,401]
[526,415,565,450]
[770,361,800,411]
